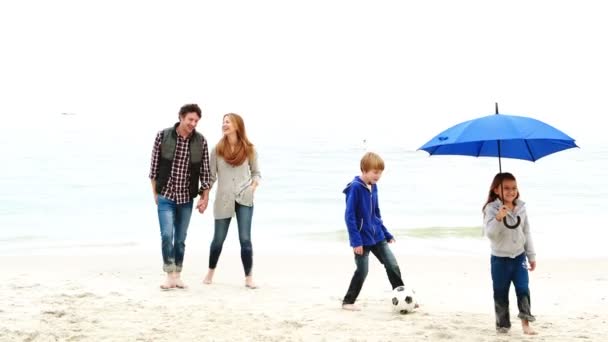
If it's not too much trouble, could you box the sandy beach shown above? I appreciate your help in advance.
[2,249,607,342]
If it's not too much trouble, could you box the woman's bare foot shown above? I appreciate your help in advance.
[522,320,537,335]
[203,269,215,284]
[245,275,257,289]
[342,304,361,311]
[160,274,175,290]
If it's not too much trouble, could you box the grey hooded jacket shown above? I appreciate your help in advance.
[483,198,536,262]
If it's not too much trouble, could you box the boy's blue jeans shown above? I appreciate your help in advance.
[343,240,404,305]
[208,202,254,276]
[491,253,535,329]
[157,195,193,273]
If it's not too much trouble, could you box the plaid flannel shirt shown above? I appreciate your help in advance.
[149,129,210,204]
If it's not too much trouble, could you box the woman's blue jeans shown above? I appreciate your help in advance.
[343,240,404,304]
[209,202,254,276]
[491,253,535,329]
[157,195,193,273]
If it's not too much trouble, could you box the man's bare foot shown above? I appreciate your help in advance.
[342,304,361,311]
[160,274,175,290]
[174,273,187,289]
[203,269,215,284]
[522,320,537,335]
[245,275,257,289]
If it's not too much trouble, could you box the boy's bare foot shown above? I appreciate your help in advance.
[522,320,537,335]
[342,304,361,311]
[496,327,510,334]
[245,275,257,289]
[203,269,215,284]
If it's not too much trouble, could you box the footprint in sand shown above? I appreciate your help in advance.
[430,331,455,339]
[42,310,66,318]
[10,283,41,290]
[424,324,445,330]
[22,331,40,342]
[59,292,96,299]
[282,320,304,328]
[74,292,96,299]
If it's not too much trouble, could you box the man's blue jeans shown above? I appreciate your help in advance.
[208,202,254,276]
[343,240,404,305]
[491,253,535,329]
[157,195,193,273]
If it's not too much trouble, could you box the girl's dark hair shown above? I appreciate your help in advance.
[482,172,519,211]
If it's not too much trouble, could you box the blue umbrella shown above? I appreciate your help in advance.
[418,104,578,228]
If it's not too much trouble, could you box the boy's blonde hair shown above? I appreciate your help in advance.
[360,152,385,172]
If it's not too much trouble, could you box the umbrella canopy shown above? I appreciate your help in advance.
[417,105,578,229]
[418,114,578,162]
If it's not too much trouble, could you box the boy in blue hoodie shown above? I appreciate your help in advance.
[342,152,405,311]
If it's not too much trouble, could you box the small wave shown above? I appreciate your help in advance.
[393,226,483,239]
[38,241,139,249]
[0,235,42,243]
[296,226,483,241]
[0,240,139,254]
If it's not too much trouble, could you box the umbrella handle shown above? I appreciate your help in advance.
[504,216,521,229]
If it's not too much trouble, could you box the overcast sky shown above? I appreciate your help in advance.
[1,0,606,148]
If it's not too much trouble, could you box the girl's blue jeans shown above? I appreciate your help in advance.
[491,253,535,330]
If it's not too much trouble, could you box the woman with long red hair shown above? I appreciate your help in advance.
[202,113,261,288]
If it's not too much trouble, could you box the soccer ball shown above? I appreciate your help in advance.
[391,286,417,314]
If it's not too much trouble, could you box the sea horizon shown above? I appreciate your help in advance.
[1,114,606,259]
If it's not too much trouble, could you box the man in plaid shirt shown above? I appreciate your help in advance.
[149,103,211,290]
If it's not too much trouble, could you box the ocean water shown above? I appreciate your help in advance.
[1,114,607,258]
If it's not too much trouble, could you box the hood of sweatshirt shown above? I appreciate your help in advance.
[343,176,369,195]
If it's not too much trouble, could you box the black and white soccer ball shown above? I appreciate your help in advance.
[391,286,417,314]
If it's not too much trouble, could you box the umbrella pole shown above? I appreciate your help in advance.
[498,135,521,229]
[496,103,503,173]
[498,143,502,174]
[495,103,521,229]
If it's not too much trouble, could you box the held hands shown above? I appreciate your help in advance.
[196,198,208,213]
[196,196,209,214]
[495,205,509,221]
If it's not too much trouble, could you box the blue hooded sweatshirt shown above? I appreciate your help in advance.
[343,176,394,247]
